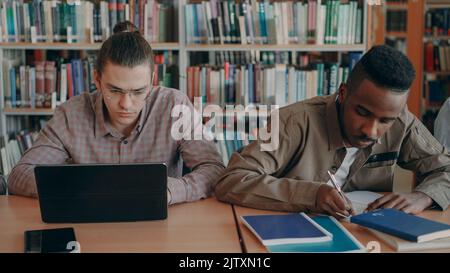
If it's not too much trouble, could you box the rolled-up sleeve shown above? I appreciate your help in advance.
[398,114,450,210]
[214,114,323,212]
[168,140,225,204]
[8,107,70,197]
[167,96,225,204]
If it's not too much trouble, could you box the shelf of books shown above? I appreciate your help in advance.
[187,50,364,164]
[0,0,371,175]
[372,0,428,120]
[183,0,369,163]
[0,42,181,50]
[385,0,407,54]
[422,0,450,133]
[184,0,366,46]
[0,0,181,176]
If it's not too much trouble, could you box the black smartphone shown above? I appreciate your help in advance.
[24,227,78,253]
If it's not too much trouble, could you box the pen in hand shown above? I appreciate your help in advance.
[327,170,353,217]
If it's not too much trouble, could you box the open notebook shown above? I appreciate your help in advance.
[345,191,382,215]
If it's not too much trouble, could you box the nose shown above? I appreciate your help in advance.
[361,118,378,140]
[118,92,133,110]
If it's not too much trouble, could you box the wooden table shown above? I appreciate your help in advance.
[233,205,450,253]
[2,195,449,253]
[0,196,241,253]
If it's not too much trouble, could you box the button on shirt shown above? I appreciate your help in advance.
[8,86,225,204]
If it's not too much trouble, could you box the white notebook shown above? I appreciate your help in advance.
[345,191,382,215]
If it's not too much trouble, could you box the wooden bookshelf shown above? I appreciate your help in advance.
[423,36,450,41]
[426,3,450,9]
[0,0,373,169]
[372,0,424,118]
[386,3,408,10]
[185,44,367,52]
[3,108,54,116]
[425,71,450,77]
[0,42,181,51]
[385,31,408,38]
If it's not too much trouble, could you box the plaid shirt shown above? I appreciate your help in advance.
[8,86,225,204]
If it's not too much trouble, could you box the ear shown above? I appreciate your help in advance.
[337,83,347,104]
[151,70,156,86]
[94,70,102,93]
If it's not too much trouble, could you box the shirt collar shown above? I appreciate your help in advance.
[136,103,146,134]
[94,92,110,138]
[326,93,347,151]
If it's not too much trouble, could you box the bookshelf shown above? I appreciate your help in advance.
[371,0,420,117]
[0,41,181,50]
[372,0,450,127]
[0,0,372,173]
[184,44,367,51]
[422,0,450,132]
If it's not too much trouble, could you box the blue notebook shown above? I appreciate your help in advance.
[350,208,450,243]
[241,213,332,246]
[268,216,366,253]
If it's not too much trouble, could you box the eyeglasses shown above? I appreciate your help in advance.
[102,82,152,103]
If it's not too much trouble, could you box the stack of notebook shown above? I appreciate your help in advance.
[241,208,450,252]
[350,208,450,252]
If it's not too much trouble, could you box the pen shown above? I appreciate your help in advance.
[327,170,351,213]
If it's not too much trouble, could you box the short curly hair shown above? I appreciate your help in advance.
[347,45,416,93]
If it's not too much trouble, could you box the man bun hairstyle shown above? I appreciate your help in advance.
[113,20,140,34]
[96,21,154,76]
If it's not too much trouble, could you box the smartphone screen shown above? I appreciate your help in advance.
[24,227,77,253]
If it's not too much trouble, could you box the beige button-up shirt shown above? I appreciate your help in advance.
[215,93,450,212]
[8,86,225,204]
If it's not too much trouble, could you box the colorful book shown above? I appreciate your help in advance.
[241,213,332,246]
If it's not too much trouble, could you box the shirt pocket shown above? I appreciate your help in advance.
[363,152,399,168]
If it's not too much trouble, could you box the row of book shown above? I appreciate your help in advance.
[3,53,97,109]
[0,130,40,176]
[206,50,347,67]
[0,0,176,43]
[2,50,178,109]
[425,7,450,37]
[193,50,361,67]
[424,41,450,72]
[186,59,359,108]
[185,0,363,45]
[386,10,407,32]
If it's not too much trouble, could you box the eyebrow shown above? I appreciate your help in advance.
[105,83,148,91]
[357,105,397,121]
